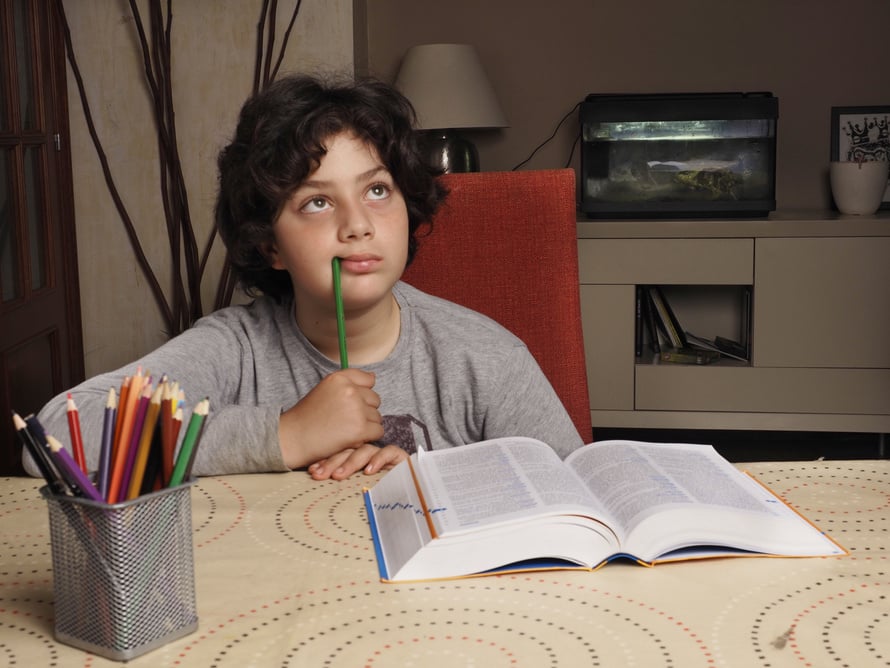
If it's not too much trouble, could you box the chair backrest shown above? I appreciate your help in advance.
[401,168,592,441]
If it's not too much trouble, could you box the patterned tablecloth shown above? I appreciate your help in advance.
[1,459,887,666]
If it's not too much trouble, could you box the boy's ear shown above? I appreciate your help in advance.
[262,242,285,270]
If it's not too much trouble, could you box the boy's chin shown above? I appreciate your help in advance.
[342,276,399,307]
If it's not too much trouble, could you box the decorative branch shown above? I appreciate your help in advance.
[53,0,174,331]
[55,1,302,337]
[210,0,303,310]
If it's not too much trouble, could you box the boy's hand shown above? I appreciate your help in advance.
[278,369,385,469]
[307,443,408,480]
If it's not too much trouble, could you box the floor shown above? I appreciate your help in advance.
[591,427,887,463]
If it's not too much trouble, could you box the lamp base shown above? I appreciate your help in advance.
[422,130,479,173]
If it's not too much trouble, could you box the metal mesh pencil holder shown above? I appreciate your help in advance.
[40,481,198,661]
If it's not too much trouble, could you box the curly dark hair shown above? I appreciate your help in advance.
[215,74,447,300]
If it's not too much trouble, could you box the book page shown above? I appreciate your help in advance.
[567,441,768,530]
[366,458,436,579]
[566,440,842,560]
[417,437,608,536]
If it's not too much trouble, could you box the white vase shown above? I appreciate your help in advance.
[829,160,889,215]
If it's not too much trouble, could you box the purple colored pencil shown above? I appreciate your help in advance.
[117,384,152,502]
[46,435,104,502]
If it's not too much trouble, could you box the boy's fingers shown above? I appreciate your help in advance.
[308,448,355,479]
[364,445,408,475]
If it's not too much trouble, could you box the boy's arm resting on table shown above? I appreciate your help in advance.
[22,312,290,478]
[24,384,292,477]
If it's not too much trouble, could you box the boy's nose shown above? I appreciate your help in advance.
[338,204,374,240]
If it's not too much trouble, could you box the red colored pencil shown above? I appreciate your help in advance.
[167,407,184,485]
[66,393,87,473]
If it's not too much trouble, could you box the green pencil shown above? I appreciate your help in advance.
[332,257,348,368]
[168,398,209,487]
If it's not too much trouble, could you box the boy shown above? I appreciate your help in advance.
[27,75,583,481]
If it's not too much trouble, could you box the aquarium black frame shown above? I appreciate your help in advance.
[579,92,778,219]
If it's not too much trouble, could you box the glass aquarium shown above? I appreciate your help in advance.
[580,93,777,218]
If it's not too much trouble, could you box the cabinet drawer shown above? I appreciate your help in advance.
[578,238,753,284]
[754,237,890,368]
[636,365,890,415]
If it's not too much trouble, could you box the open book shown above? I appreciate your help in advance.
[363,438,845,582]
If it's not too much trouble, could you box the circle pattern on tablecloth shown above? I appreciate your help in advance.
[746,464,889,556]
[0,480,59,667]
[243,475,378,568]
[709,460,890,668]
[171,577,713,667]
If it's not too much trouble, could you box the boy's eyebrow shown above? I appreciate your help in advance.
[299,165,390,190]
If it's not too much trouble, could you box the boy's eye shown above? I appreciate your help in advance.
[301,197,330,213]
[367,183,391,201]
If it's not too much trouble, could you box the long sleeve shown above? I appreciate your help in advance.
[26,299,298,477]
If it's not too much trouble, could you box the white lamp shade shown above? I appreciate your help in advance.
[394,43,508,131]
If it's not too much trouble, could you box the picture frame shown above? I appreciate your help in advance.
[830,105,890,210]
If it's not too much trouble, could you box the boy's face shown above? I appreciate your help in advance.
[268,131,409,317]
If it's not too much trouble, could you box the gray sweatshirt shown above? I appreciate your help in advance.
[27,282,583,477]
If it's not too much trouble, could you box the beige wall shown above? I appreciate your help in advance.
[68,0,887,375]
[357,0,888,211]
[65,1,353,376]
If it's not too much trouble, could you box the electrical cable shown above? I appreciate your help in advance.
[511,101,581,171]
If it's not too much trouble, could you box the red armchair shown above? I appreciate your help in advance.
[402,169,592,441]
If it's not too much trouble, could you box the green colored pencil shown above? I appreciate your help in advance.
[168,398,209,487]
[332,257,348,368]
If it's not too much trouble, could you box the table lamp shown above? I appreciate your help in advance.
[394,43,508,172]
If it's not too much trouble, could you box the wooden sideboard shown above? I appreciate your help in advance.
[577,210,890,435]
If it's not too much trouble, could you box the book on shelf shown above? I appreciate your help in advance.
[642,288,662,353]
[716,335,749,360]
[685,332,749,362]
[647,286,687,349]
[659,346,721,365]
[363,437,845,583]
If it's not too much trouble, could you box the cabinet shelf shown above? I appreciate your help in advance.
[578,212,890,435]
[635,350,749,368]
[636,284,751,366]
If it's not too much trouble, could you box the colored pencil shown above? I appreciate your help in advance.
[126,383,163,500]
[167,407,184,484]
[12,412,66,496]
[23,414,57,478]
[160,380,175,482]
[111,376,130,456]
[96,388,117,499]
[65,394,87,473]
[139,426,164,494]
[332,256,348,368]
[180,408,208,482]
[107,368,144,501]
[168,399,209,487]
[46,435,104,502]
[116,382,152,503]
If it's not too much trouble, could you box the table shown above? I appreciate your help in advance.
[2,460,888,666]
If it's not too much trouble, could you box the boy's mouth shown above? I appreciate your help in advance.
[339,254,382,273]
